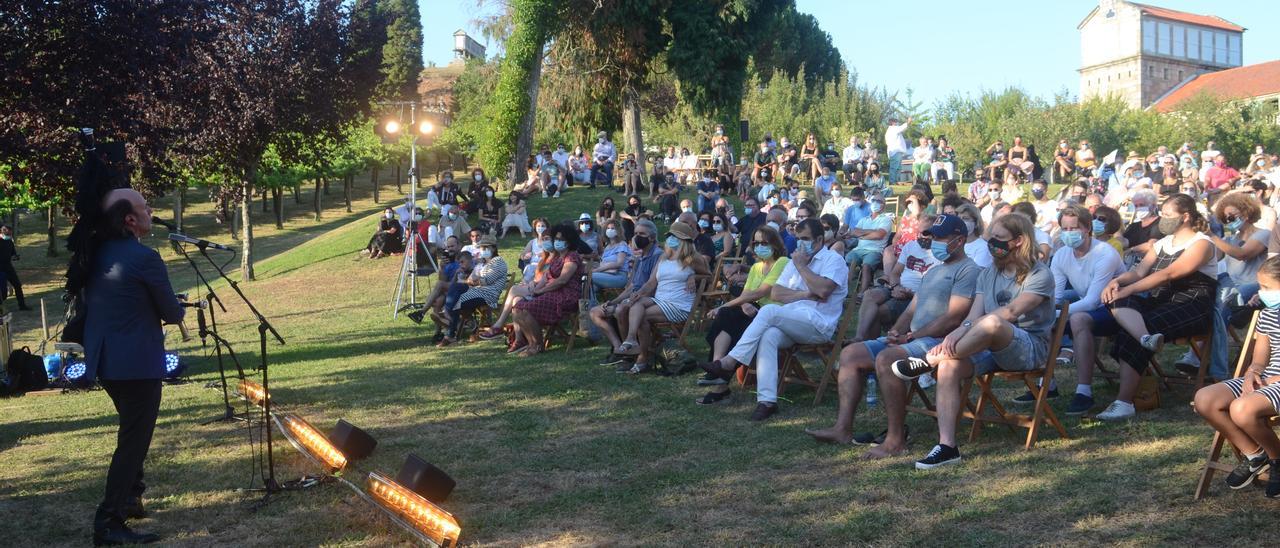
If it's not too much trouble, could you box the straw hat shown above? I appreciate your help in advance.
[667,221,696,241]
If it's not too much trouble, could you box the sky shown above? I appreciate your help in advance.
[421,0,1280,110]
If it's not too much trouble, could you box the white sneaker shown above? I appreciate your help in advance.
[1140,333,1164,353]
[1095,400,1136,421]
[1174,350,1199,368]
[541,191,548,198]
[553,192,561,198]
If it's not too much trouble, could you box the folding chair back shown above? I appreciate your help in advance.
[776,267,860,403]
[649,276,710,353]
[965,303,1071,449]
[1194,311,1262,499]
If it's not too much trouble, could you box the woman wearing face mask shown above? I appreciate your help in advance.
[597,197,619,232]
[820,213,845,256]
[1121,190,1162,264]
[438,235,508,347]
[612,222,710,374]
[954,203,992,268]
[884,189,930,269]
[711,124,732,168]
[480,224,553,340]
[500,192,531,238]
[695,227,790,403]
[477,186,502,235]
[1097,194,1217,420]
[517,218,551,279]
[507,224,585,356]
[1193,256,1280,498]
[711,213,736,261]
[591,220,633,295]
[1092,206,1127,255]
[366,207,404,259]
[576,214,600,255]
[619,195,648,240]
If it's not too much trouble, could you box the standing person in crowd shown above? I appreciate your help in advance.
[711,124,733,169]
[884,117,911,184]
[589,219,633,296]
[695,227,791,404]
[612,222,710,374]
[1096,194,1217,421]
[1192,256,1280,497]
[0,225,25,310]
[845,195,893,294]
[699,218,850,421]
[1122,189,1163,263]
[912,136,934,183]
[437,236,507,347]
[1054,140,1076,181]
[887,212,1054,469]
[593,220,664,366]
[509,224,585,357]
[365,208,404,259]
[842,135,865,182]
[85,189,185,545]
[591,131,617,189]
[807,215,978,451]
[500,192,532,238]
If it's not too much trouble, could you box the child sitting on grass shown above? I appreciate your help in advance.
[1193,255,1280,497]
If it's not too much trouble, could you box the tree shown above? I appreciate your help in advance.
[375,0,423,102]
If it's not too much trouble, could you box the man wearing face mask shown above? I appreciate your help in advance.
[840,187,871,232]
[980,180,1005,224]
[552,144,570,171]
[436,206,471,248]
[1,224,29,310]
[700,218,850,421]
[438,235,508,346]
[735,198,766,259]
[590,132,617,189]
[845,196,893,293]
[752,139,777,184]
[820,182,854,223]
[808,214,978,451]
[592,220,664,364]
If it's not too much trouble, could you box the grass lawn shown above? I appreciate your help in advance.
[0,174,1274,546]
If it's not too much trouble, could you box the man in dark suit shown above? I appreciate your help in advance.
[86,189,184,545]
[0,224,27,310]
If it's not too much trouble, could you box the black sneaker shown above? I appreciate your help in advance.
[1012,388,1059,405]
[749,402,778,421]
[695,390,731,405]
[696,372,729,386]
[915,444,962,470]
[1225,454,1270,489]
[1065,393,1095,416]
[1268,460,1280,498]
[407,309,426,324]
[891,357,932,381]
[599,353,628,366]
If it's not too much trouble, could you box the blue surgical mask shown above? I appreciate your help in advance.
[744,207,755,215]
[1092,218,1107,236]
[1060,229,1084,249]
[713,223,724,232]
[605,228,618,239]
[682,207,693,213]
[666,235,681,249]
[1260,289,1280,309]
[698,220,710,229]
[797,240,815,254]
[930,240,952,261]
[766,221,781,231]
[481,248,494,259]
[553,240,567,251]
[870,201,883,213]
[1226,219,1244,233]
[754,245,773,259]
[541,240,554,252]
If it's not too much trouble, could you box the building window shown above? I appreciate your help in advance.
[1215,32,1228,64]
[1142,20,1156,53]
[1178,70,1184,80]
[1201,30,1214,62]
[1172,25,1185,58]
[1157,22,1171,55]
[1188,27,1200,60]
[1229,34,1242,65]
[1163,68,1169,80]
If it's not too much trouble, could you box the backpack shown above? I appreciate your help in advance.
[5,346,49,393]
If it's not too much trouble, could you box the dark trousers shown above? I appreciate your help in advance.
[448,297,488,337]
[2,265,22,306]
[590,161,614,188]
[94,379,162,530]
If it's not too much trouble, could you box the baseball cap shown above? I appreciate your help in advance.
[923,214,967,239]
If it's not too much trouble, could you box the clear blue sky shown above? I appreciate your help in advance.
[421,0,1280,109]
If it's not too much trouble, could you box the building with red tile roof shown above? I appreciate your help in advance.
[1151,60,1280,113]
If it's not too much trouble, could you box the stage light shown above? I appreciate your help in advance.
[238,379,269,407]
[163,351,187,379]
[330,419,378,462]
[396,454,456,503]
[418,121,434,135]
[63,358,88,386]
[384,120,401,135]
[278,413,347,472]
[367,471,461,547]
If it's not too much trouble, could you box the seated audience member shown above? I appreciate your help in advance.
[711,213,736,262]
[619,194,649,239]
[695,227,791,403]
[1054,140,1076,180]
[863,163,887,197]
[912,136,934,183]
[814,165,837,203]
[821,182,854,223]
[612,222,710,374]
[696,170,721,213]
[540,150,567,197]
[597,196,620,233]
[620,153,643,195]
[887,212,1055,469]
[436,206,471,247]
[1024,205,1126,415]
[1123,189,1163,261]
[570,146,591,185]
[576,213,601,255]
[1092,205,1126,254]
[854,214,939,342]
[735,198,766,256]
[1076,140,1097,173]
[845,195,893,293]
[933,137,957,182]
[842,136,865,181]
[591,219,634,295]
[1193,256,1280,497]
[1011,202,1053,261]
[366,207,404,258]
[840,186,872,231]
[820,214,846,256]
[1095,195,1217,420]
[1028,180,1058,234]
[979,178,1006,224]
[654,175,681,221]
[1204,154,1241,204]
[884,190,929,267]
[766,208,797,255]
[699,218,850,421]
[952,203,993,268]
[506,224,585,356]
[438,236,508,346]
[807,215,979,452]
[593,220,663,362]
[752,139,778,183]
[501,192,532,238]
[460,228,486,261]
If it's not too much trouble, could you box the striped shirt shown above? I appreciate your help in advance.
[1259,307,1280,376]
[455,257,508,310]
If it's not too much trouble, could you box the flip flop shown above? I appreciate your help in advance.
[478,328,505,341]
[616,341,639,355]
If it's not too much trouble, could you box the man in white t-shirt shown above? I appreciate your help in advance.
[1028,180,1059,235]
[884,117,911,183]
[820,182,854,223]
[842,135,864,179]
[552,144,570,171]
[700,218,849,421]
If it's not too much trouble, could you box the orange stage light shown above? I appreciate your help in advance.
[278,413,348,472]
[367,471,461,547]
[238,379,269,407]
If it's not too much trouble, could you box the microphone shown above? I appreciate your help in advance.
[168,232,234,252]
[151,216,176,231]
[180,300,210,309]
[196,308,208,348]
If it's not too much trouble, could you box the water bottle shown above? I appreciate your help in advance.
[866,373,879,408]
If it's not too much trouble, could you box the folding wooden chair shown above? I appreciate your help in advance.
[779,271,860,404]
[964,303,1071,449]
[1194,311,1268,500]
[649,276,710,353]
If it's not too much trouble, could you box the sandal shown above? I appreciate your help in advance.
[478,327,505,341]
[626,362,651,375]
[615,341,640,355]
[507,343,528,354]
[518,348,542,358]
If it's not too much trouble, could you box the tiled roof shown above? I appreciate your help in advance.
[1152,60,1280,112]
[1130,2,1244,32]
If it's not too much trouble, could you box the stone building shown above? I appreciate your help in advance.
[1078,0,1243,109]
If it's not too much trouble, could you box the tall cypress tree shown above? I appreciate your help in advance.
[348,0,387,115]
[376,0,423,102]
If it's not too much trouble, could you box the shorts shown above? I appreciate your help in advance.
[863,336,942,360]
[971,326,1047,375]
[1222,376,1280,414]
[846,247,884,267]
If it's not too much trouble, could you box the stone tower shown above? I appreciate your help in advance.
[1078,0,1244,108]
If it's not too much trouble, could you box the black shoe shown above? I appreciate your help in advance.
[696,372,728,386]
[852,425,911,446]
[1225,454,1270,490]
[407,310,426,324]
[599,353,627,366]
[94,525,160,545]
[698,359,734,382]
[1268,460,1280,498]
[1012,388,1059,405]
[695,390,731,405]
[122,498,147,520]
[890,357,932,381]
[915,444,962,470]
[1065,393,1095,416]
[749,402,778,421]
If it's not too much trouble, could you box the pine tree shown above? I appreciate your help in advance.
[376,0,423,102]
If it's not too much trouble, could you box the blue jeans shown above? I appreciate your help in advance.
[590,161,614,188]
[1211,276,1259,380]
[888,152,905,183]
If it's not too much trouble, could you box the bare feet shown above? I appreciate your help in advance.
[862,443,908,460]
[804,426,853,445]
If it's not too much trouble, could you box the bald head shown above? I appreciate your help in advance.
[102,188,152,237]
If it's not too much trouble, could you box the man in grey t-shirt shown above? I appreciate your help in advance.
[887,213,1055,471]
[807,215,977,454]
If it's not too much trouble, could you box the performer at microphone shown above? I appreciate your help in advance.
[85,188,184,545]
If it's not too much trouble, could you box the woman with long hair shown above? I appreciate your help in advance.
[590,219,633,295]
[508,223,584,357]
[1097,194,1217,420]
[801,132,820,180]
[500,191,532,238]
[883,189,930,268]
[613,222,710,374]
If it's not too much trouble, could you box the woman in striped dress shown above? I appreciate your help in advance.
[1193,256,1280,497]
[438,235,507,346]
[613,221,709,374]
[1097,194,1217,421]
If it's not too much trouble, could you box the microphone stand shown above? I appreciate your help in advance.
[170,241,246,424]
[199,245,287,495]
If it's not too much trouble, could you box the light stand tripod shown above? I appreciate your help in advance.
[172,240,248,424]
[385,101,439,318]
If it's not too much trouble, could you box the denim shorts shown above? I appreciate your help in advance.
[971,326,1047,375]
[863,336,942,360]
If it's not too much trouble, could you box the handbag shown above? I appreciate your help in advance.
[1133,372,1161,412]
[6,346,49,393]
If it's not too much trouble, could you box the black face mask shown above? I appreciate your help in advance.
[633,235,650,249]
